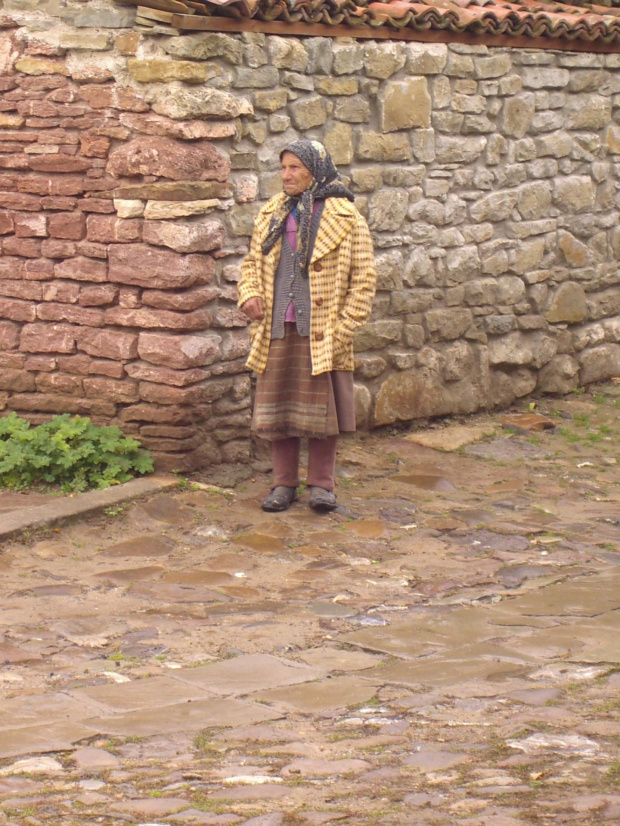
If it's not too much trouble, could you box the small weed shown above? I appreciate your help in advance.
[605,762,620,786]
[107,652,134,663]
[194,730,210,750]
[593,394,606,404]
[559,428,581,443]
[191,792,236,813]
[573,413,590,427]
[103,503,129,518]
[572,386,586,395]
[527,436,541,446]
[5,807,39,818]
[594,698,620,713]
[347,695,381,711]
[194,729,221,753]
[600,425,612,436]
[327,732,351,742]
[586,433,604,443]
[283,814,309,826]
[286,776,310,787]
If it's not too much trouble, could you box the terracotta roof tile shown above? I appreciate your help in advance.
[244,0,620,42]
[131,0,620,46]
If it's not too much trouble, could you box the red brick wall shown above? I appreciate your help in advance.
[0,48,250,472]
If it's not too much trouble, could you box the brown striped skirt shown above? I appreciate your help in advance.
[252,323,355,441]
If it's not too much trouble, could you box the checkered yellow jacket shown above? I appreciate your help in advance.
[237,193,376,376]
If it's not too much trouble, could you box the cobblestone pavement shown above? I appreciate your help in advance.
[1,382,619,826]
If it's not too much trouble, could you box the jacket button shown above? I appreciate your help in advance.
[315,297,323,306]
[313,262,322,272]
[314,332,324,341]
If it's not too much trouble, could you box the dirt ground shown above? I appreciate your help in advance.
[0,381,619,826]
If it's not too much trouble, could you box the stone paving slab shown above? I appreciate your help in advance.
[251,676,381,712]
[498,576,620,617]
[0,693,97,731]
[50,617,129,647]
[0,722,93,760]
[111,796,191,816]
[98,533,176,557]
[0,642,42,663]
[174,653,324,695]
[341,606,540,659]
[507,622,620,663]
[363,654,529,688]
[167,811,242,824]
[71,674,216,711]
[296,647,383,672]
[0,475,178,541]
[93,565,165,584]
[82,697,283,737]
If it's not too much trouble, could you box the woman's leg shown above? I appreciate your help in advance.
[272,437,301,488]
[307,435,338,490]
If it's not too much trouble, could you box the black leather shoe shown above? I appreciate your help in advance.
[309,486,338,512]
[261,486,298,512]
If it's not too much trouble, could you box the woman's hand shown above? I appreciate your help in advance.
[241,297,264,321]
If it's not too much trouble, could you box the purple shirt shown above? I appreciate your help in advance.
[284,211,299,322]
[284,202,321,323]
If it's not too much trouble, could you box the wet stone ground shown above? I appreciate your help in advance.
[1,382,620,826]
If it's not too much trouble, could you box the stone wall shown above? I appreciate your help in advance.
[1,2,620,470]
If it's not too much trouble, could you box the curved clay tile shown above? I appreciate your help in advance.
[174,0,620,45]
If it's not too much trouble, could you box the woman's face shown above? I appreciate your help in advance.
[281,152,313,196]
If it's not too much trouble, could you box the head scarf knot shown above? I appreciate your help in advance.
[261,140,354,278]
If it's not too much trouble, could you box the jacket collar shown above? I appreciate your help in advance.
[262,194,357,263]
[310,197,356,263]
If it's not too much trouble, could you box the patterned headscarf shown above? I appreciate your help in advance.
[261,140,354,278]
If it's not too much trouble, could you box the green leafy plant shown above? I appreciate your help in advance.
[0,413,153,492]
[558,428,581,443]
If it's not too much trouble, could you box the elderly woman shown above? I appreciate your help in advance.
[238,140,376,512]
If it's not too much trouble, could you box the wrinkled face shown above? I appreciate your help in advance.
[281,152,313,196]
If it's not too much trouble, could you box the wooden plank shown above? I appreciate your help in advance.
[137,0,195,16]
[137,5,174,22]
[169,13,620,52]
[136,23,182,33]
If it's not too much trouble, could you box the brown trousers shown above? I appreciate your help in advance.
[272,436,338,491]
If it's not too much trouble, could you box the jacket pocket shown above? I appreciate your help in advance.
[332,327,352,364]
